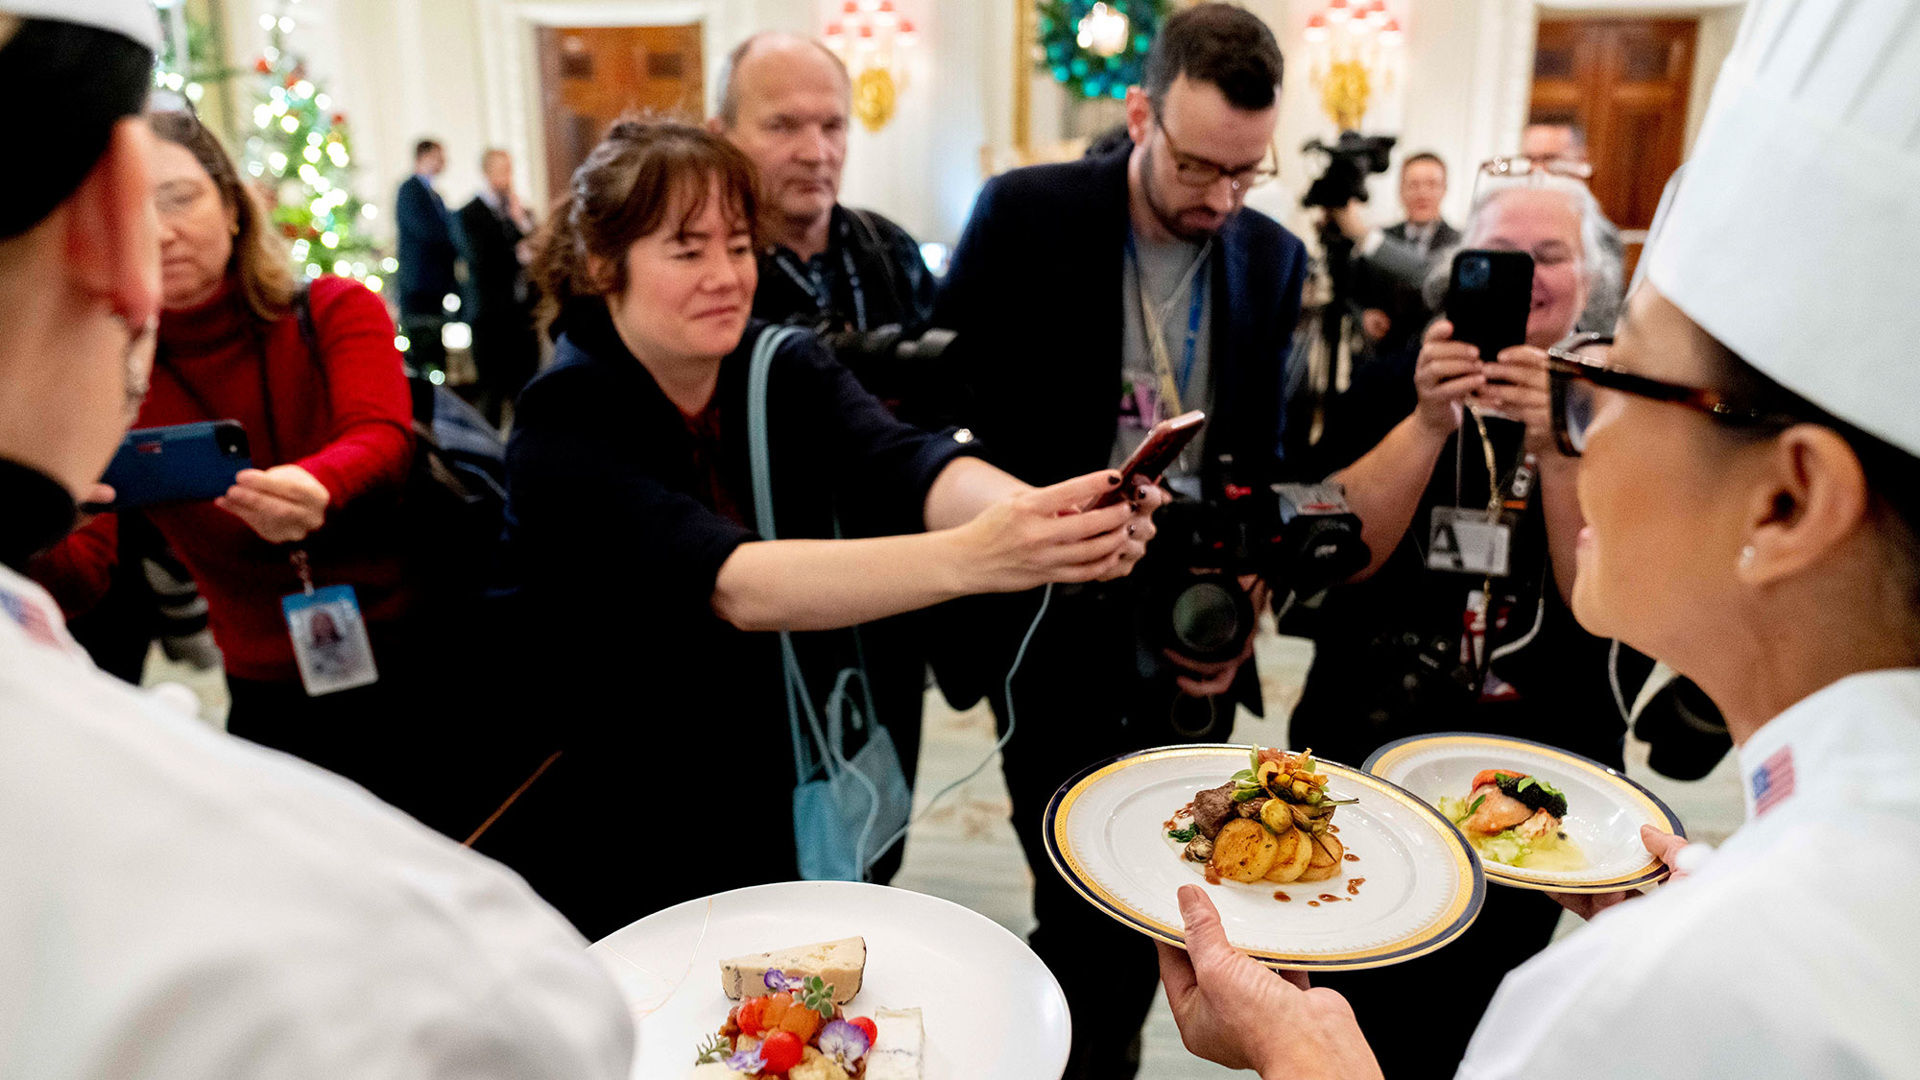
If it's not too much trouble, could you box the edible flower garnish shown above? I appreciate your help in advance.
[817,1018,873,1069]
[762,969,801,993]
[694,1033,730,1064]
[724,1045,767,1073]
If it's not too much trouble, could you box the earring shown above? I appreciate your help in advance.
[1739,545,1756,569]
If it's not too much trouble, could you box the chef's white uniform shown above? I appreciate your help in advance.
[0,563,635,1078]
[1458,669,1920,1078]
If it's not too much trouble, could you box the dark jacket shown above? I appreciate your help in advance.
[456,194,532,324]
[753,205,937,334]
[937,148,1310,488]
[488,304,973,935]
[395,175,458,316]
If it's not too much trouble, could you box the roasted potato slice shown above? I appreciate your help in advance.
[1264,826,1312,883]
[1208,819,1279,883]
[1297,831,1345,882]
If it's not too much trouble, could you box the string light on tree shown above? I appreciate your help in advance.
[241,0,386,284]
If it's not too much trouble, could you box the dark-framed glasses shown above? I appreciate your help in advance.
[1546,331,1801,457]
[1155,112,1279,193]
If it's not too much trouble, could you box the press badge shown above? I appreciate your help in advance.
[1428,506,1514,577]
[282,585,379,696]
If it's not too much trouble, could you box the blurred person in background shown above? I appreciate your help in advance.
[458,147,541,427]
[711,31,944,426]
[396,137,458,376]
[0,4,632,1074]
[1292,174,1624,1078]
[477,120,1166,940]
[1352,151,1458,356]
[32,109,480,838]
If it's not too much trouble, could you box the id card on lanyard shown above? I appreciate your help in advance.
[1128,234,1209,419]
[282,549,378,696]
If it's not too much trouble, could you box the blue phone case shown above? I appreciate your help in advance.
[101,420,253,509]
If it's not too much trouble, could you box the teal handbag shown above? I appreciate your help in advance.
[747,325,914,881]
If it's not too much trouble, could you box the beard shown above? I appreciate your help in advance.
[1141,143,1227,242]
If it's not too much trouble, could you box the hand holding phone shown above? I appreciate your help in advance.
[100,421,252,510]
[1085,411,1206,511]
[1445,249,1534,364]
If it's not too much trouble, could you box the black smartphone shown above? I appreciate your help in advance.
[100,420,252,509]
[1445,249,1535,363]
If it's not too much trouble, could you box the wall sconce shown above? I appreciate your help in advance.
[1303,0,1403,129]
[824,0,918,132]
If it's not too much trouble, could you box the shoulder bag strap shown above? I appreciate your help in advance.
[747,325,839,787]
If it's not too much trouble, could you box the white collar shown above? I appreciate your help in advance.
[1734,667,1920,821]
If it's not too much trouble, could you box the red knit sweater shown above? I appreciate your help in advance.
[37,276,417,682]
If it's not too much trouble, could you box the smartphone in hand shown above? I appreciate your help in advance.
[1085,410,1206,511]
[1446,249,1535,363]
[100,420,253,510]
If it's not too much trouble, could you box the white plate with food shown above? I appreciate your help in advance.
[1363,732,1687,894]
[1044,744,1483,971]
[589,880,1070,1079]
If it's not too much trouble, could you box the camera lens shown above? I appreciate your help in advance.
[1459,255,1491,289]
[1168,580,1247,658]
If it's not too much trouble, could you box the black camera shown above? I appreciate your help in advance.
[815,323,959,420]
[1302,131,1398,210]
[1140,482,1372,666]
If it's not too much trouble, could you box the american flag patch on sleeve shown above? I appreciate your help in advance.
[1750,746,1796,817]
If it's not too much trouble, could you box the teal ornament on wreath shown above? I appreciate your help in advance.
[1036,0,1173,101]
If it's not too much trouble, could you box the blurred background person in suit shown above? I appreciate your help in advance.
[457,147,540,428]
[395,138,458,378]
[1354,150,1458,356]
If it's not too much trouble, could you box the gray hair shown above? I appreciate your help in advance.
[714,31,849,127]
[1424,175,1624,335]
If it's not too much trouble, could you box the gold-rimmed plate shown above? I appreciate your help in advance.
[1364,733,1686,894]
[1044,744,1484,971]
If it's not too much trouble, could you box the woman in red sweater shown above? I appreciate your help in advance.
[35,111,466,832]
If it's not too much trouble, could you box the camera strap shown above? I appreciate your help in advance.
[1127,232,1211,417]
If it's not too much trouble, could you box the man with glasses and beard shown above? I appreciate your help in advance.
[933,6,1307,1075]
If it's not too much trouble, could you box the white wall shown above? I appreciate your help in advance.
[231,0,1745,250]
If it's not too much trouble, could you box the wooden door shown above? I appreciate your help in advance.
[1530,18,1696,281]
[537,24,705,204]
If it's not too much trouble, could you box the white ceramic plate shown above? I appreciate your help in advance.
[1045,744,1483,971]
[1364,732,1687,893]
[590,881,1070,1080]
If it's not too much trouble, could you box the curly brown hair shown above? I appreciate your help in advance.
[532,118,760,338]
[147,110,296,323]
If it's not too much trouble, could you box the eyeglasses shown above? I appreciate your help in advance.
[1546,332,1801,456]
[1154,113,1279,193]
[1479,155,1594,184]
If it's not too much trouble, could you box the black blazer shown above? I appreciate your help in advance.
[1383,218,1461,252]
[395,175,458,315]
[936,148,1311,488]
[456,195,531,323]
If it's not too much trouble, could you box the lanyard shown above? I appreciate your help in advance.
[1127,233,1210,417]
[771,218,868,331]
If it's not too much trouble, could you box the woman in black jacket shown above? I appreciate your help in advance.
[479,120,1166,939]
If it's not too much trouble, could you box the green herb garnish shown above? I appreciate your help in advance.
[1465,793,1487,819]
[1231,785,1264,803]
[800,975,836,1015]
[1168,825,1198,842]
[695,1033,730,1064]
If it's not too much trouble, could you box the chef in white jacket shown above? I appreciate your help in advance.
[1153,0,1920,1076]
[0,4,633,1076]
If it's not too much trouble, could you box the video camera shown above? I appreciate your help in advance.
[1302,131,1398,210]
[1133,482,1371,739]
[816,323,958,404]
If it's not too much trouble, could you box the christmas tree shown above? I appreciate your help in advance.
[237,1,391,294]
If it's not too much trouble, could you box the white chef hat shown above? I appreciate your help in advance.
[1646,0,1920,457]
[0,0,160,51]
